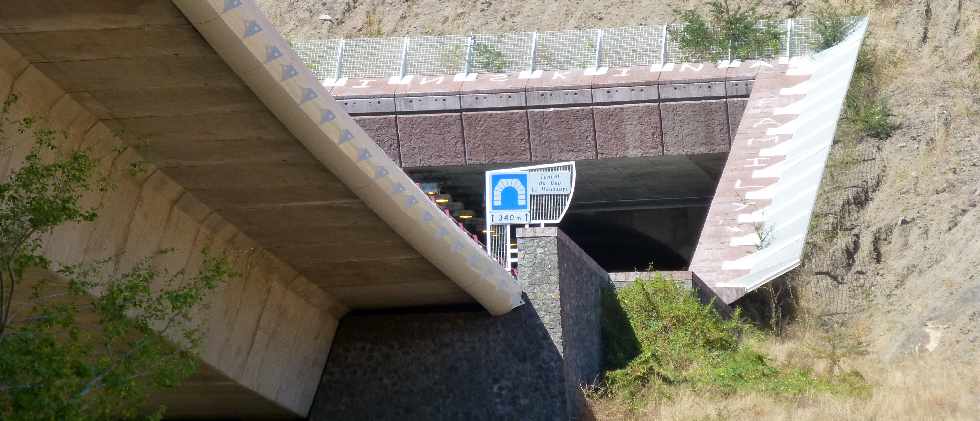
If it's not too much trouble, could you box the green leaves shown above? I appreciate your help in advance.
[0,252,232,421]
[0,94,235,420]
[671,0,782,62]
[599,274,863,409]
[810,0,859,52]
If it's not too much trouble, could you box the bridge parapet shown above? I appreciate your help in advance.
[327,61,787,168]
[294,21,828,82]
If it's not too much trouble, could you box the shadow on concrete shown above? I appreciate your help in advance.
[560,213,689,272]
[597,286,641,372]
[309,297,595,421]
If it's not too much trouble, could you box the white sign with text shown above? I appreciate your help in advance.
[528,170,572,195]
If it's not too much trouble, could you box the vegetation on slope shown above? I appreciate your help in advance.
[259,0,980,418]
[593,275,867,412]
[670,0,783,61]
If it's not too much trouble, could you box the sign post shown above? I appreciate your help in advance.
[484,162,576,270]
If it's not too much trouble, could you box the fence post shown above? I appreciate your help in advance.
[593,29,604,69]
[463,36,475,74]
[399,37,410,78]
[659,25,669,64]
[529,32,539,72]
[784,19,794,59]
[333,39,345,80]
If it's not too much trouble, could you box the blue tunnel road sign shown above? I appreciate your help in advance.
[488,172,529,224]
[490,173,528,211]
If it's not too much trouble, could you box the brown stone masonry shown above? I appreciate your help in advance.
[327,61,777,168]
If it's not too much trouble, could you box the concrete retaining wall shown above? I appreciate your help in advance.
[311,227,605,420]
[0,39,339,419]
[330,63,772,168]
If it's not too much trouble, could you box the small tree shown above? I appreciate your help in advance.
[0,95,234,420]
[671,0,783,62]
[810,0,859,51]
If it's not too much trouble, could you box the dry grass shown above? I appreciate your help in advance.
[588,345,980,421]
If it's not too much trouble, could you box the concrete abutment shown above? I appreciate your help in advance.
[311,228,606,420]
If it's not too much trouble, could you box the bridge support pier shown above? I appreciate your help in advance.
[309,228,606,420]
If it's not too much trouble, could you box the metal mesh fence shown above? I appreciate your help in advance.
[787,17,822,57]
[535,28,599,71]
[295,19,855,80]
[470,32,535,74]
[292,39,341,80]
[339,37,403,78]
[600,25,666,68]
[406,35,471,76]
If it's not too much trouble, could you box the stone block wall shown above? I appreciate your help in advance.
[310,305,570,420]
[325,62,778,168]
[311,228,607,420]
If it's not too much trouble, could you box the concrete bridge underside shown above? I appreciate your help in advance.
[0,0,478,418]
[0,0,864,418]
[0,2,752,417]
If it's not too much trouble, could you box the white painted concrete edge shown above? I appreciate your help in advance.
[172,0,524,315]
[715,18,870,294]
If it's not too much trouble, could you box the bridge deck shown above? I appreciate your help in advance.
[0,0,470,309]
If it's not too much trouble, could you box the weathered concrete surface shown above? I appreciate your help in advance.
[312,228,604,420]
[354,115,401,164]
[591,65,660,87]
[689,69,805,305]
[462,110,531,164]
[526,69,594,90]
[0,0,473,316]
[397,113,466,167]
[660,100,731,155]
[593,103,663,158]
[727,98,748,142]
[528,107,597,162]
[0,37,339,418]
[608,271,695,290]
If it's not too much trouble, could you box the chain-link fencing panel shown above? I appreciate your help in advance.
[535,29,599,71]
[600,25,666,67]
[469,32,535,74]
[292,21,854,80]
[406,35,471,76]
[339,37,403,79]
[293,39,340,80]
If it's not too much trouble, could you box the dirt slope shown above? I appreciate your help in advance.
[257,0,784,39]
[257,0,980,362]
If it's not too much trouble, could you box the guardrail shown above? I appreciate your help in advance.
[293,18,832,81]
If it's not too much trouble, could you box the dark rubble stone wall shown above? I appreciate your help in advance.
[309,228,606,421]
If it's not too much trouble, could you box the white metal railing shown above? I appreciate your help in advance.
[527,162,576,224]
[293,18,846,81]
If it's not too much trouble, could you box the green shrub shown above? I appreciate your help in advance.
[849,98,897,139]
[600,274,866,408]
[842,45,899,140]
[472,42,508,73]
[671,0,783,61]
[810,0,859,51]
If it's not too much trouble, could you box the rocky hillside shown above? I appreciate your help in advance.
[259,0,978,360]
[257,0,786,39]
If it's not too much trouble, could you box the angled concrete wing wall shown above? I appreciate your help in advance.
[173,0,523,315]
[689,19,870,304]
[0,38,340,418]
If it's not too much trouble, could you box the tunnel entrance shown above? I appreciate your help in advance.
[407,153,726,272]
